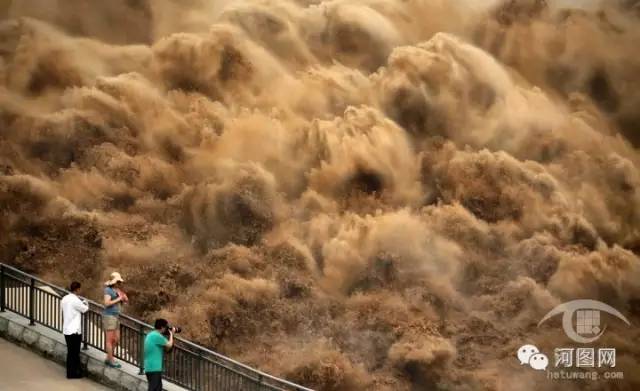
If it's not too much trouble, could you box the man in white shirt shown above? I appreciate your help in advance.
[61,281,89,379]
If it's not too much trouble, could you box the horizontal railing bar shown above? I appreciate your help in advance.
[199,358,265,383]
[3,274,28,284]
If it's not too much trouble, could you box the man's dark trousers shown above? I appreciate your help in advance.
[64,333,83,378]
[146,372,163,391]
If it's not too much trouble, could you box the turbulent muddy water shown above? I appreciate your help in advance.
[1,0,639,390]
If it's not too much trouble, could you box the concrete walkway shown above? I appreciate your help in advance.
[0,338,111,391]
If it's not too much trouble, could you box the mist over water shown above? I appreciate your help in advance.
[1,0,640,389]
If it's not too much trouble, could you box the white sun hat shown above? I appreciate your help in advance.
[105,271,124,286]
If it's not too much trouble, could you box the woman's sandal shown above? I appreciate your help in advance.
[104,360,122,369]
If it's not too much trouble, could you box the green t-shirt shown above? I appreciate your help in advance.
[144,330,168,373]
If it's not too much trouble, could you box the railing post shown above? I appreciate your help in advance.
[138,323,145,375]
[82,310,88,350]
[29,277,35,325]
[196,350,203,391]
[0,264,5,312]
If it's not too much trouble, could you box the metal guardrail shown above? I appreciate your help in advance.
[0,263,313,391]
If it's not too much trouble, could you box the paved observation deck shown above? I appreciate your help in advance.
[0,337,110,391]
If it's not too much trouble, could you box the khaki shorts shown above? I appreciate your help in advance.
[102,315,120,331]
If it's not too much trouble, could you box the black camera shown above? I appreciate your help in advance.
[170,325,182,334]
[161,325,182,338]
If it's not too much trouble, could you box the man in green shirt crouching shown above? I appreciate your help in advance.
[144,319,174,391]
